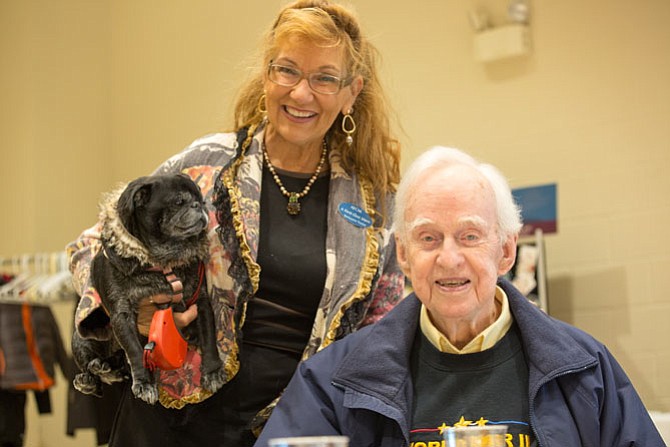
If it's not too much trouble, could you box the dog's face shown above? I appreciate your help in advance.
[116,174,208,246]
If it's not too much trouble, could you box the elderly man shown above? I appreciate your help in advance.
[254,147,664,446]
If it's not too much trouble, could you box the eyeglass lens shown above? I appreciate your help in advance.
[269,64,343,94]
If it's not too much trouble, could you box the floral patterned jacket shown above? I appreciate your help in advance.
[67,124,405,410]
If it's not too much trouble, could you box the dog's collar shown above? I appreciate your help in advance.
[145,265,184,303]
[146,262,206,308]
[101,245,206,307]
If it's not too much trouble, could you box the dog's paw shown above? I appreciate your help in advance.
[86,358,128,385]
[200,367,226,393]
[73,372,103,398]
[87,358,112,375]
[131,381,159,405]
[99,368,128,385]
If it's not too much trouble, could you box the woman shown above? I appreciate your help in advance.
[67,1,404,446]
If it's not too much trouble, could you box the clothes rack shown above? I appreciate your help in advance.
[0,252,77,305]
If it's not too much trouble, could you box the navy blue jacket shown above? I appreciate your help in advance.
[255,279,665,447]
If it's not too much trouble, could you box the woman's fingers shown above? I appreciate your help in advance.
[173,304,198,329]
[137,295,197,336]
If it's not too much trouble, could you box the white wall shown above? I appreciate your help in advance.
[2,1,669,445]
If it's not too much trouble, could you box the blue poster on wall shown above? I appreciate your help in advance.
[512,183,557,237]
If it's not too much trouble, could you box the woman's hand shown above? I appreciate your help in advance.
[137,294,199,336]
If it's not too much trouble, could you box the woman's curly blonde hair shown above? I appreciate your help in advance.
[233,0,401,202]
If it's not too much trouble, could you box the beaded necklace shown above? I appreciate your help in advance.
[262,140,328,215]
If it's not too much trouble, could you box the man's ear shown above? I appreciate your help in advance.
[497,234,518,276]
[395,234,411,278]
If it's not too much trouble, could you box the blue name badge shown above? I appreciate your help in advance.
[338,202,373,228]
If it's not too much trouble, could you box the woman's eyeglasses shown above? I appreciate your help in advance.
[267,63,352,95]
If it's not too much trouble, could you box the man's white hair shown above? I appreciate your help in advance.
[393,146,523,243]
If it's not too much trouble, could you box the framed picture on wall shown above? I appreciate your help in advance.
[506,229,548,313]
[508,183,556,313]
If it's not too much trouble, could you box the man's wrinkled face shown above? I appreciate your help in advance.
[395,165,516,334]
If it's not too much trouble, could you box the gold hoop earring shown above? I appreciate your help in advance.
[258,94,267,114]
[341,109,356,146]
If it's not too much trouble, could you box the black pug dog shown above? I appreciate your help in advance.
[72,173,225,405]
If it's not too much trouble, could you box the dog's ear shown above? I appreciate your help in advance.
[177,173,204,201]
[104,245,142,276]
[117,176,154,237]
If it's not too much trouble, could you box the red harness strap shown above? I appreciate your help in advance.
[185,262,206,307]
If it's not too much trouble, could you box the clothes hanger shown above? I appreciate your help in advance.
[36,252,76,301]
[0,255,30,300]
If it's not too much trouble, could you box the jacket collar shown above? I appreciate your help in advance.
[332,278,598,409]
[502,279,598,388]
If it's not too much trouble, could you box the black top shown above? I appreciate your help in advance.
[244,163,330,354]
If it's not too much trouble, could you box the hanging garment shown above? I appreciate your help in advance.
[0,302,69,391]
